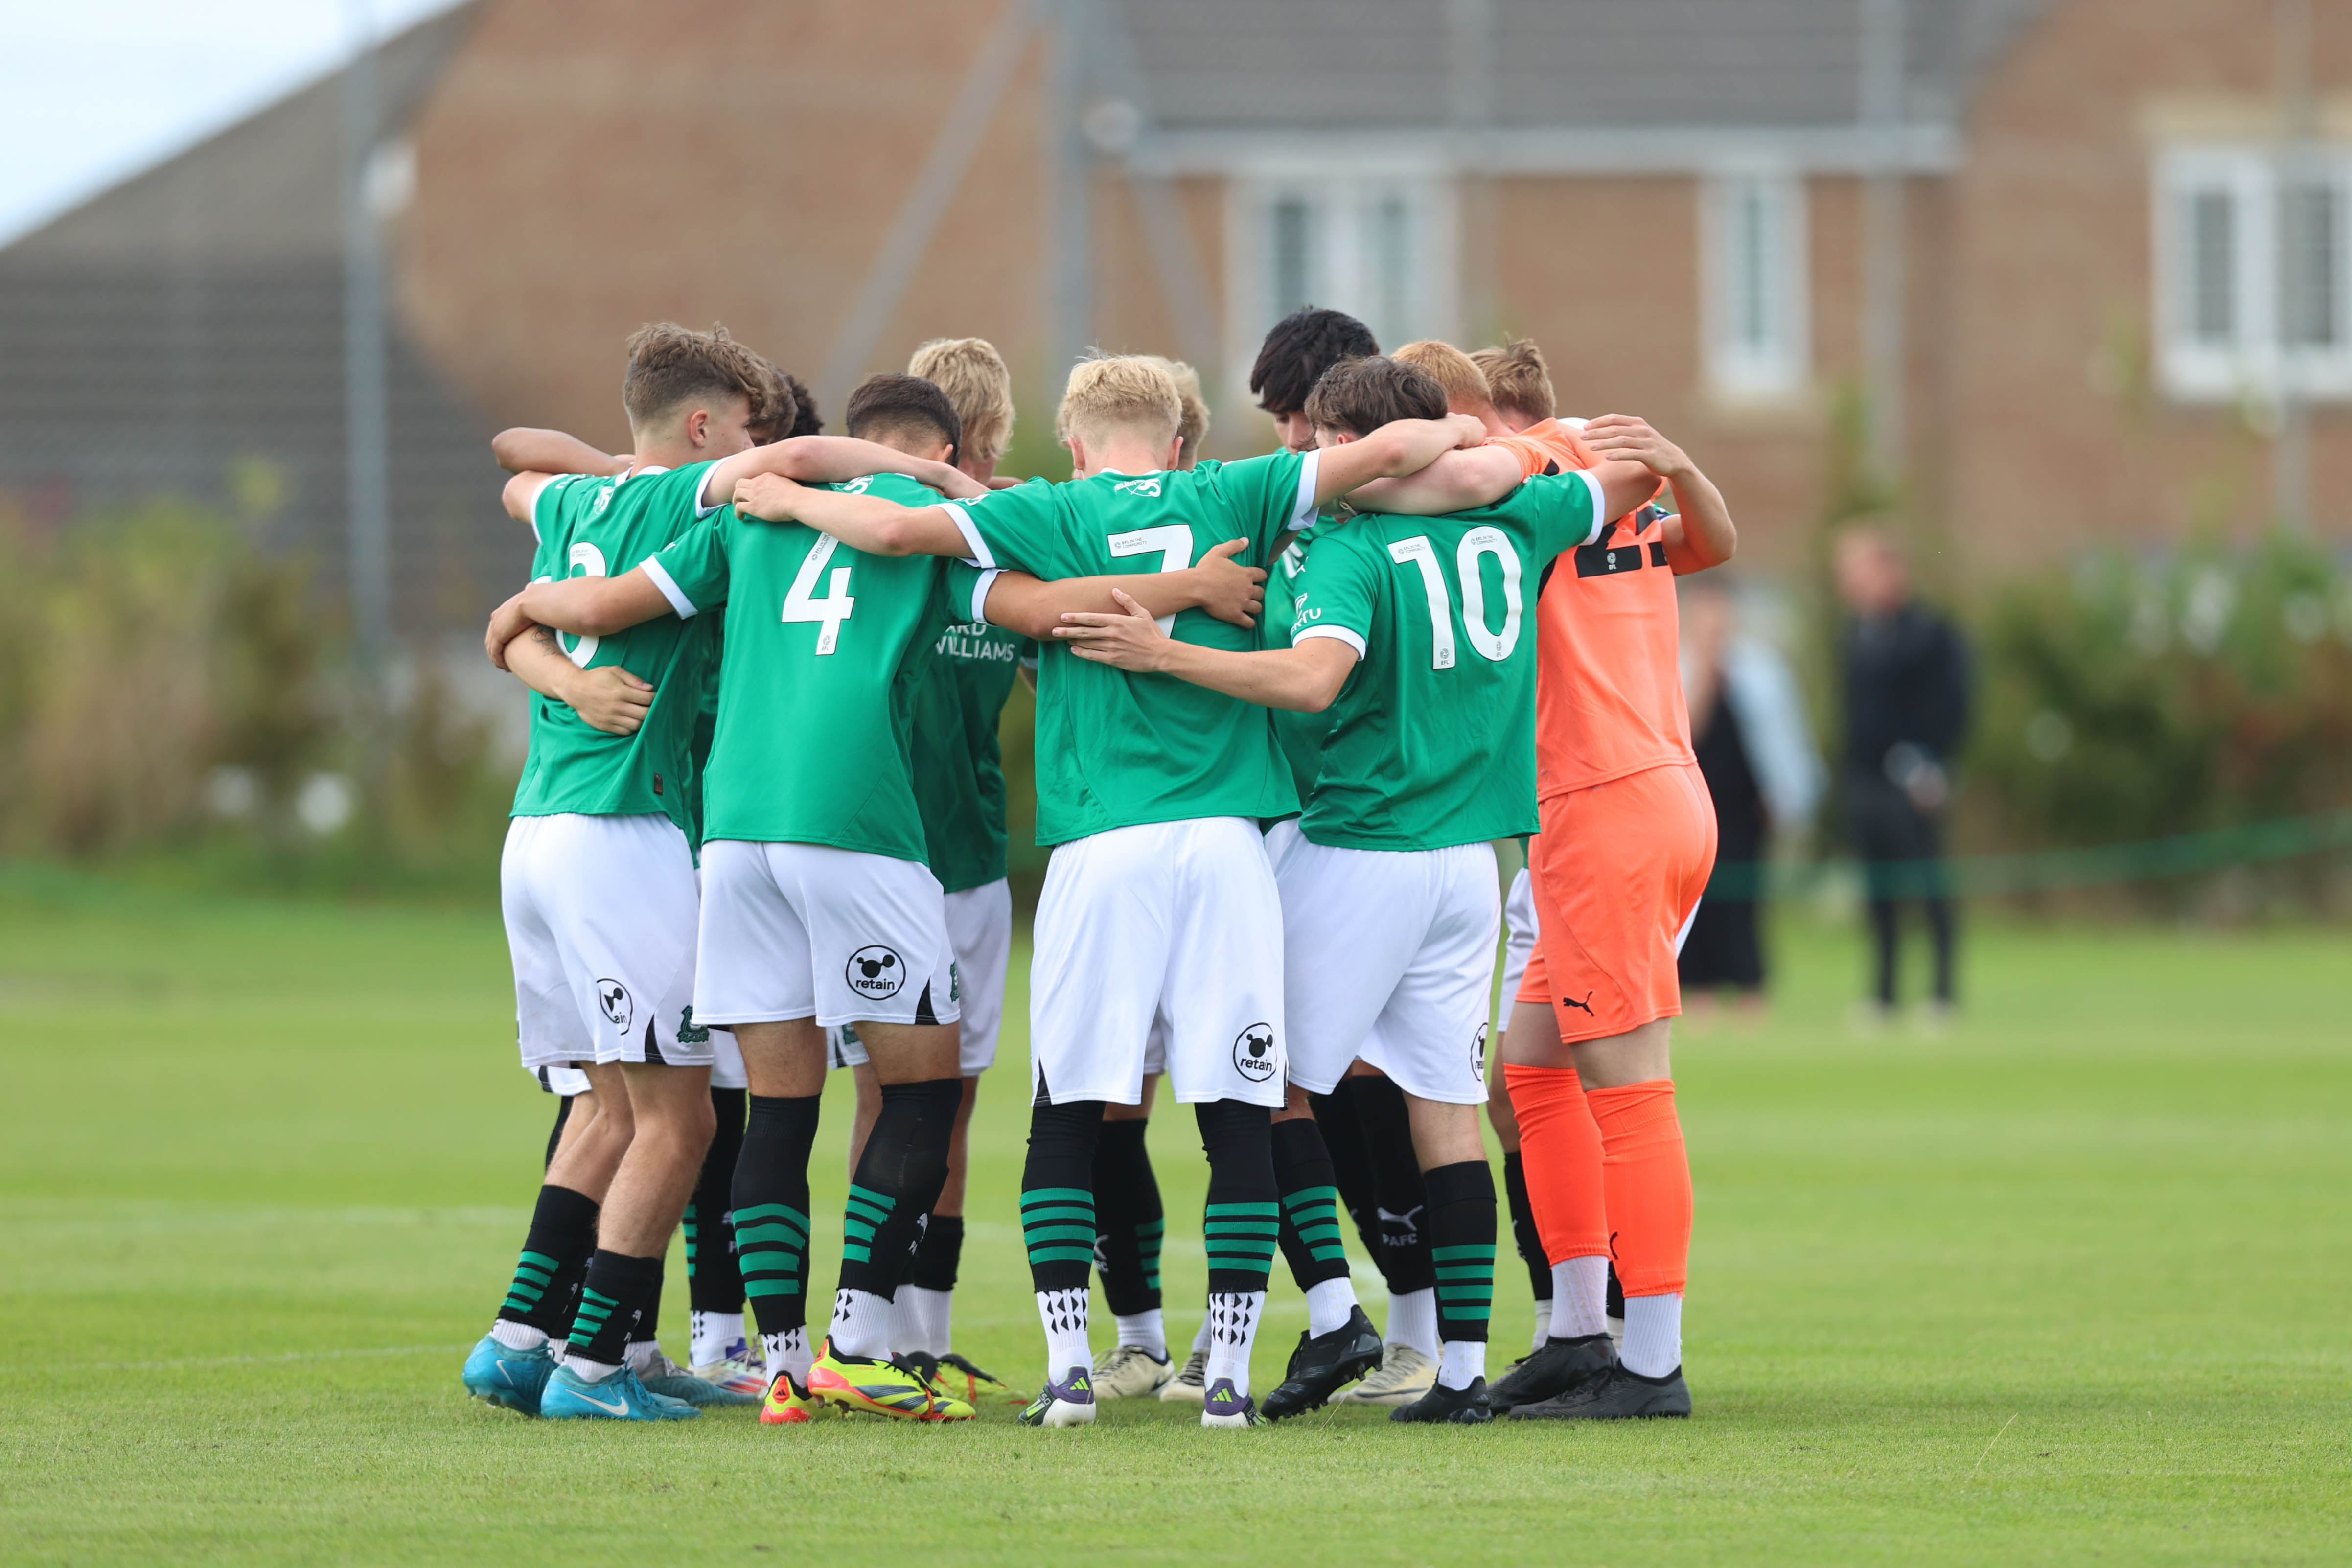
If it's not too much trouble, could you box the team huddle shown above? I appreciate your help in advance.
[459,303,1734,1429]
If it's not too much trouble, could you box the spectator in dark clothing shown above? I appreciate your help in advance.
[1678,580,1823,1019]
[1835,530,1971,1019]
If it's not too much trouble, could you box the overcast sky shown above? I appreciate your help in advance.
[0,0,462,246]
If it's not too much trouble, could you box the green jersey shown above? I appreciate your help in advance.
[648,472,959,861]
[913,617,1033,893]
[1265,518,1335,813]
[509,463,720,836]
[1290,470,1604,851]
[944,453,1319,846]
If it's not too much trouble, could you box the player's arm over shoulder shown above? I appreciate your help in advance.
[698,436,987,511]
[972,538,1267,639]
[731,471,980,558]
[1051,589,1358,713]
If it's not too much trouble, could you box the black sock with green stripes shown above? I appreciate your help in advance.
[829,1076,961,1360]
[732,1093,820,1364]
[493,1184,599,1342]
[1424,1159,1498,1389]
[1273,1115,1353,1303]
[1309,1083,1389,1268]
[1091,1117,1165,1324]
[1198,1098,1278,1396]
[565,1249,662,1376]
[1022,1096,1105,1378]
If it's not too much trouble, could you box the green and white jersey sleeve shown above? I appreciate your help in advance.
[1291,469,1604,851]
[939,452,1318,846]
[667,471,957,861]
[508,462,724,838]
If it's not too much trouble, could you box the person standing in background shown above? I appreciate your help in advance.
[1833,531,1971,1027]
[1677,579,1823,1022]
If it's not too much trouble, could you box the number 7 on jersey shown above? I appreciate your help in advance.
[1108,525,1194,634]
[783,534,856,654]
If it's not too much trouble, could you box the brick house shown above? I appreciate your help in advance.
[3,0,2346,641]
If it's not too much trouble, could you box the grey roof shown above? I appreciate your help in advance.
[1116,0,2053,132]
[0,3,522,642]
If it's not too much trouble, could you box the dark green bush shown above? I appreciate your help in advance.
[1970,534,2352,858]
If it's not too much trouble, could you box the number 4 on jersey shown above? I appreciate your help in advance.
[783,534,855,654]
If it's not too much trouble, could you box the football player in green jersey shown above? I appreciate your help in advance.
[729,352,1489,1428]
[828,337,1031,1405]
[490,350,817,1406]
[488,369,1271,1424]
[1050,354,1661,1425]
[466,322,776,1423]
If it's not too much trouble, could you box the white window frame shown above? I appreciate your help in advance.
[1223,168,1458,404]
[2154,143,2352,402]
[1701,169,1810,398]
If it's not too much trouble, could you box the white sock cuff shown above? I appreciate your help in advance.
[1437,1338,1486,1391]
[488,1320,547,1351]
[1303,1277,1358,1338]
[1113,1309,1168,1360]
[828,1288,896,1360]
[1620,1292,1683,1379]
[1548,1255,1610,1340]
[1386,1287,1439,1359]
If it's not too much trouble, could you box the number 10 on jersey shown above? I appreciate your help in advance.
[784,535,856,654]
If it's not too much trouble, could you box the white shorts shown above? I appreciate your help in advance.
[825,877,1009,1075]
[710,1027,746,1091]
[695,839,961,1030]
[537,1063,594,1097]
[501,812,710,1073]
[1031,817,1285,1108]
[1273,833,1500,1106]
[1500,864,1539,1010]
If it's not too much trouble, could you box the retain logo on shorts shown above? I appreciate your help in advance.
[1232,1022,1277,1083]
[846,945,906,1000]
[1472,1021,1489,1081]
[596,979,633,1033]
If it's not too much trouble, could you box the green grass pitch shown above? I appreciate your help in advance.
[1,868,2346,1564]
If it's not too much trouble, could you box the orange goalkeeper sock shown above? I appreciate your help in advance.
[1585,1078,1692,1299]
[1502,1063,1608,1269]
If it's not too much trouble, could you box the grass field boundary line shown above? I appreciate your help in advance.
[1967,1412,2020,1481]
[1,1343,470,1375]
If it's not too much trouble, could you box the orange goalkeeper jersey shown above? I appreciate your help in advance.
[1487,418,1692,799]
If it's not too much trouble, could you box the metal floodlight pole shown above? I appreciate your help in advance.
[2272,0,2315,532]
[1047,0,1095,409]
[341,0,392,748]
[814,0,1038,415]
[1447,0,1499,345]
[1859,0,1907,492]
[1085,2,1219,376]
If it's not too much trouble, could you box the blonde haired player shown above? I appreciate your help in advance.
[911,337,1016,476]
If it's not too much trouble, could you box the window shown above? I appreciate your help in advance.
[2155,146,2352,401]
[1228,177,1454,389]
[1702,172,1809,397]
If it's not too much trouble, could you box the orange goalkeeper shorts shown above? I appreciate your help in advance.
[1517,762,1717,1043]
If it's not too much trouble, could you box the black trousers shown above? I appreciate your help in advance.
[1847,777,1956,1006]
